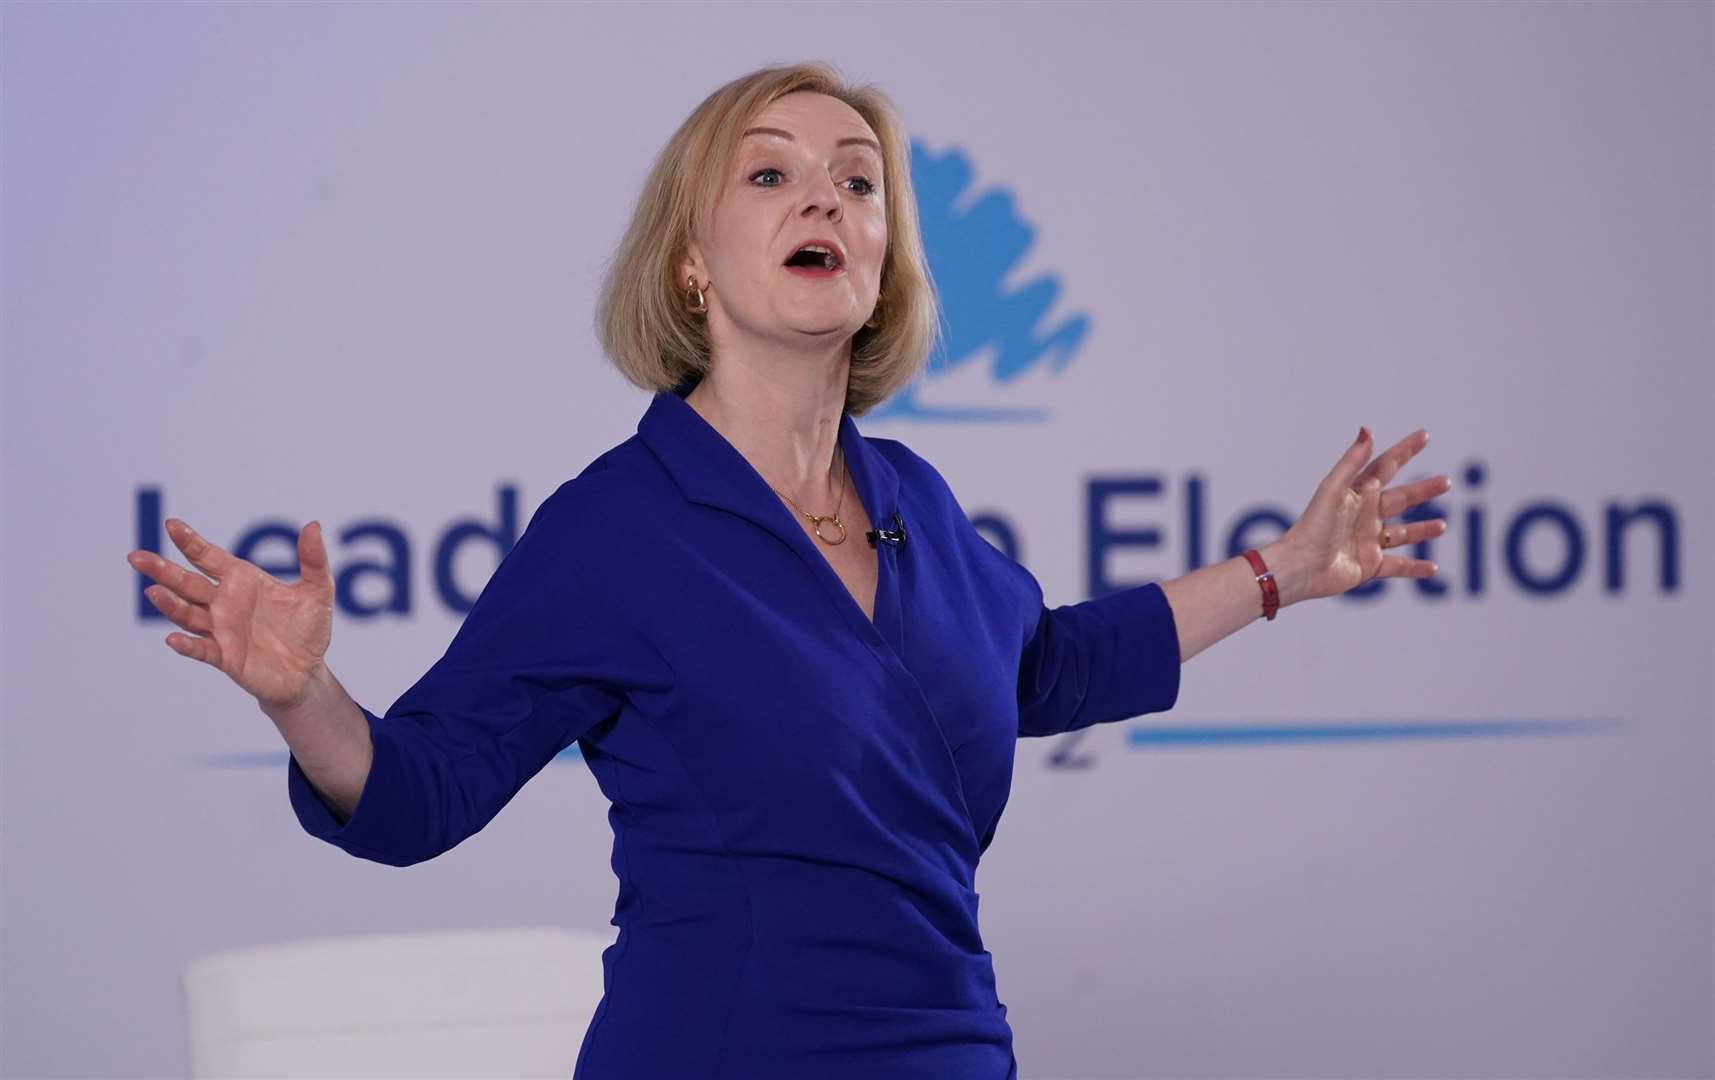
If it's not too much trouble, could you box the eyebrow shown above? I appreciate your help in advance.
[741,126,882,155]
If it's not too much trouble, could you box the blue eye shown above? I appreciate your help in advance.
[748,167,879,197]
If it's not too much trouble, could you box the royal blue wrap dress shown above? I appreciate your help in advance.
[288,387,1183,1078]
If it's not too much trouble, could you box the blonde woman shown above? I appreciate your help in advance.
[126,62,1450,1079]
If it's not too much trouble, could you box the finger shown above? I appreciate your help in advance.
[1381,518,1448,549]
[298,521,333,596]
[165,519,236,580]
[165,630,223,668]
[1360,476,1383,542]
[143,583,213,634]
[1377,552,1441,578]
[1380,473,1453,520]
[1356,428,1428,491]
[126,549,218,607]
[1325,427,1377,494]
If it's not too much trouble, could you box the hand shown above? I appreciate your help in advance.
[1272,427,1452,604]
[126,518,335,712]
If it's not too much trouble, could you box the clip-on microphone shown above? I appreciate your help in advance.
[866,512,908,548]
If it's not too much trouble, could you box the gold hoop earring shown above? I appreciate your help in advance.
[686,274,707,315]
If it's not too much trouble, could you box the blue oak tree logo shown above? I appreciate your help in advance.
[868,139,1090,422]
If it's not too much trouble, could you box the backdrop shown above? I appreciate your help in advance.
[3,2,1710,1077]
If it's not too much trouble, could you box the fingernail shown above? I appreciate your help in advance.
[1357,426,1370,444]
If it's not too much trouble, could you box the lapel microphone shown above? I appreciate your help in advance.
[866,512,908,548]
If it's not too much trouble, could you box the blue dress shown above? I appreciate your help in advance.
[288,387,1182,1079]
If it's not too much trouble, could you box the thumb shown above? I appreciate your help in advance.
[298,520,334,595]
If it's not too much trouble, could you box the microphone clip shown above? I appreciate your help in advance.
[865,511,908,548]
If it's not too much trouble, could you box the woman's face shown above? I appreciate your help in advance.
[683,91,888,354]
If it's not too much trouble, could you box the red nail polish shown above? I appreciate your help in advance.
[1358,426,1369,444]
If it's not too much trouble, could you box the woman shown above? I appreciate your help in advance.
[125,62,1450,1080]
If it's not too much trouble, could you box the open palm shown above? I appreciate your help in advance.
[1280,427,1453,602]
[126,518,335,712]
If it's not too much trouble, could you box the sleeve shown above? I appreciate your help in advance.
[1015,581,1183,738]
[286,485,629,866]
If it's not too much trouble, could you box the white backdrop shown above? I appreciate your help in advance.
[3,2,1710,1077]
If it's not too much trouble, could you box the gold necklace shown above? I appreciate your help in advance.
[769,443,848,545]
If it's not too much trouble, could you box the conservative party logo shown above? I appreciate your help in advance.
[866,139,1089,422]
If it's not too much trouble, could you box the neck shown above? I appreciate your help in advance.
[684,337,851,508]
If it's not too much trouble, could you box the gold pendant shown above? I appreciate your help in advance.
[811,515,847,545]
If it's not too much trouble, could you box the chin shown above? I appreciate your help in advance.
[778,313,862,339]
[792,324,861,340]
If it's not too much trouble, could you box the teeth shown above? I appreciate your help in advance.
[797,244,838,270]
[788,244,840,271]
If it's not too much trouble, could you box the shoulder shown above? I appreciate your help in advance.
[504,435,664,584]
[866,434,963,509]
[867,432,1046,616]
[533,434,663,523]
[469,437,677,659]
[865,434,994,551]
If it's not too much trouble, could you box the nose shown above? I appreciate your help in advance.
[798,172,843,223]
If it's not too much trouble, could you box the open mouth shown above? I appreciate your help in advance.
[783,243,845,274]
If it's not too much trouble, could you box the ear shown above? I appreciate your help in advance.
[679,241,707,289]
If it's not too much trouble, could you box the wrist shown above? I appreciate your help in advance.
[259,660,337,728]
[1256,539,1312,610]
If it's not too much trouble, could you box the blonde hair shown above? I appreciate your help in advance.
[595,62,939,417]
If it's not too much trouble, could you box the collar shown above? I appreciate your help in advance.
[636,387,901,545]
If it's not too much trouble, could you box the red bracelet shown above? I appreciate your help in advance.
[1241,548,1279,621]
